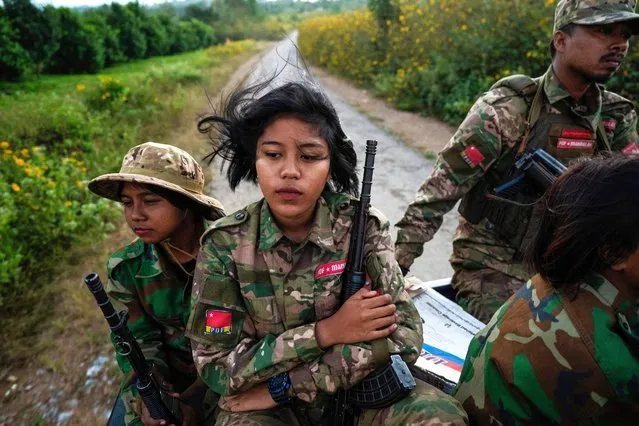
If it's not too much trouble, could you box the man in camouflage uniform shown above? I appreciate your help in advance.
[186,191,468,425]
[394,0,639,322]
[453,274,639,425]
[89,142,225,425]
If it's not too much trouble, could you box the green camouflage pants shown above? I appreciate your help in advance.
[452,267,525,323]
[214,379,468,426]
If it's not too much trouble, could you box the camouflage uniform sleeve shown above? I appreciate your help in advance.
[287,211,423,402]
[105,258,168,426]
[186,233,325,397]
[394,89,525,270]
[453,309,533,426]
[609,106,639,151]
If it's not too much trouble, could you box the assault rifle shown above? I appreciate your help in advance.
[84,272,181,425]
[330,140,416,426]
[493,148,567,198]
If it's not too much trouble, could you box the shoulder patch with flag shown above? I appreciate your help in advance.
[461,145,485,168]
[205,310,232,335]
[623,142,639,156]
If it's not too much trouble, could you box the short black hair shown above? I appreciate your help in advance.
[550,23,577,58]
[198,80,359,195]
[526,154,639,288]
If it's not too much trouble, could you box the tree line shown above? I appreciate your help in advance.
[0,0,249,81]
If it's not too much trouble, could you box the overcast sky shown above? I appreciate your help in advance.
[35,0,178,7]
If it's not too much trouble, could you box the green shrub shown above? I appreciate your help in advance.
[0,142,118,306]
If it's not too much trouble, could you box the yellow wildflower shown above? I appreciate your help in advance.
[4,149,13,155]
[20,148,29,158]
[80,167,88,173]
[64,201,73,207]
[0,141,9,149]
[14,157,26,167]
[48,181,57,188]
[75,180,83,188]
[76,83,86,91]
[34,166,43,177]
[11,183,20,192]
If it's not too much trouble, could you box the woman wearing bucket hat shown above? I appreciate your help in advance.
[89,141,224,426]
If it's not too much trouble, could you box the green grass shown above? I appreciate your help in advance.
[0,49,220,100]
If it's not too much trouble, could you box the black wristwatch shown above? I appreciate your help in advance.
[267,372,293,405]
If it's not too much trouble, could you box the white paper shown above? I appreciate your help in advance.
[409,278,486,391]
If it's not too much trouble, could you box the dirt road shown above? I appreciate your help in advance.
[208,36,458,281]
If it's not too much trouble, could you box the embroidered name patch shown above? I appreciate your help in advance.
[205,310,232,335]
[622,142,639,156]
[603,119,617,132]
[461,145,485,168]
[557,139,594,150]
[315,260,346,279]
[561,129,593,139]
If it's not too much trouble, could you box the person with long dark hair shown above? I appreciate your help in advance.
[185,79,468,425]
[454,154,639,425]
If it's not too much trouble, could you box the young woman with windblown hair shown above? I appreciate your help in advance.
[185,80,468,425]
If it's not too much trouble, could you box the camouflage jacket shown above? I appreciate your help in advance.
[107,238,199,425]
[395,66,639,280]
[185,191,422,403]
[453,273,639,425]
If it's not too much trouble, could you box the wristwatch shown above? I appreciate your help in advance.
[267,372,293,405]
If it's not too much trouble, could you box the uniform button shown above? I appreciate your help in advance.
[235,211,246,220]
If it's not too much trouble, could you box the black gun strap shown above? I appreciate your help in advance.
[597,120,612,152]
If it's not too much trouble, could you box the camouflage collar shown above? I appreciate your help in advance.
[258,197,336,252]
[134,240,164,279]
[544,66,603,130]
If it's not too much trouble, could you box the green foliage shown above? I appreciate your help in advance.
[107,3,147,60]
[4,0,60,73]
[0,0,231,81]
[141,13,170,57]
[0,13,33,81]
[0,143,117,303]
[47,8,105,74]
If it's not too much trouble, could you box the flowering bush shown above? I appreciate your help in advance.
[299,0,638,124]
[85,75,130,111]
[0,142,117,305]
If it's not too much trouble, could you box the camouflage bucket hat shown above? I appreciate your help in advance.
[554,0,639,33]
[88,142,224,213]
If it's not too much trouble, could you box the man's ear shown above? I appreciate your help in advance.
[611,259,628,272]
[553,31,567,54]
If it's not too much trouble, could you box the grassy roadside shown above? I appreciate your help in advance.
[0,40,270,425]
